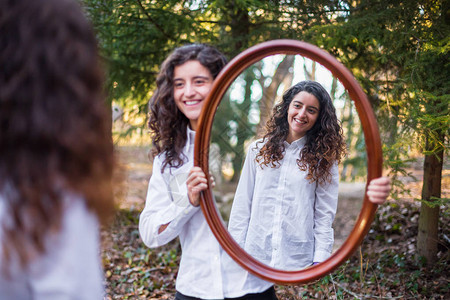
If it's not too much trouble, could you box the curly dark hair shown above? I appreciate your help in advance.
[256,80,346,183]
[0,0,114,271]
[149,44,227,171]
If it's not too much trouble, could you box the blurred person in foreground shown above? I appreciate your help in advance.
[0,0,115,298]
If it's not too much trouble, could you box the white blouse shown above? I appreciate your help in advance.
[228,137,339,270]
[0,193,104,299]
[139,127,272,299]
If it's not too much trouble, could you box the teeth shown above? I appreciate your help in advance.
[185,101,199,105]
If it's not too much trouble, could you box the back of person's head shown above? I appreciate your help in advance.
[0,0,114,271]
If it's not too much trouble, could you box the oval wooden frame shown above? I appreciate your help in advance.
[194,39,382,284]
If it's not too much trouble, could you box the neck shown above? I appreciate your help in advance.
[286,133,304,144]
[189,120,197,131]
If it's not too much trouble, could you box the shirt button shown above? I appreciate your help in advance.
[214,255,219,261]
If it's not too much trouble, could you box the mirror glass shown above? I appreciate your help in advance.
[208,54,367,271]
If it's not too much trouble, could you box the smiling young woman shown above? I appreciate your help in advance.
[139,44,277,299]
[228,80,347,271]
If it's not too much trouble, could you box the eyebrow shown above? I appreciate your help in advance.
[173,75,211,81]
[293,100,319,111]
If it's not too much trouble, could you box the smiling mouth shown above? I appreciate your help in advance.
[184,100,201,106]
[293,118,306,124]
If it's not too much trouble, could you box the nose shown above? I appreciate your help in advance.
[184,83,195,97]
[298,107,307,118]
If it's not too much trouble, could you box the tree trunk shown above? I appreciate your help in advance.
[226,1,250,57]
[256,55,295,137]
[416,135,444,265]
[304,60,316,81]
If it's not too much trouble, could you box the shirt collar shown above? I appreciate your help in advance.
[283,136,306,149]
[186,126,196,152]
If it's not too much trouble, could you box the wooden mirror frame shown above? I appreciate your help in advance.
[194,39,383,284]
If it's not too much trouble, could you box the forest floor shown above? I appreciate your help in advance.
[101,146,449,299]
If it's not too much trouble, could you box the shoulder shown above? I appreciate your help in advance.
[154,148,192,177]
[153,152,165,165]
[247,138,268,154]
[241,139,266,163]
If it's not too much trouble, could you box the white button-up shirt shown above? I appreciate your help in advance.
[228,137,338,271]
[0,193,104,299]
[139,127,271,299]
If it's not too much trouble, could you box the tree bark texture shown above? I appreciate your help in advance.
[256,55,295,137]
[417,135,444,265]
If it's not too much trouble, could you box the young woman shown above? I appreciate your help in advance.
[138,44,278,300]
[228,80,391,270]
[0,0,115,298]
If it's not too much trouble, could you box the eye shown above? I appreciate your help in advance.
[194,79,207,85]
[308,108,317,114]
[174,81,184,88]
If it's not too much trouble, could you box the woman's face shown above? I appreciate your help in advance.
[173,60,214,131]
[286,91,320,143]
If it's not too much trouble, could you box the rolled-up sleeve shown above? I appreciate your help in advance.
[313,163,339,262]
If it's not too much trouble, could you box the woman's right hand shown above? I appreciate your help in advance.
[186,167,209,207]
[367,176,391,204]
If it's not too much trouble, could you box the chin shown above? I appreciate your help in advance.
[186,113,201,122]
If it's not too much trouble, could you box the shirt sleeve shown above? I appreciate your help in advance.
[313,163,339,262]
[228,143,257,247]
[139,156,200,248]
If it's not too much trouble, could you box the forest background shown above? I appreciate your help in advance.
[81,0,449,299]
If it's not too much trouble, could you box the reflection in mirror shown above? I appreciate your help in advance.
[208,54,366,271]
